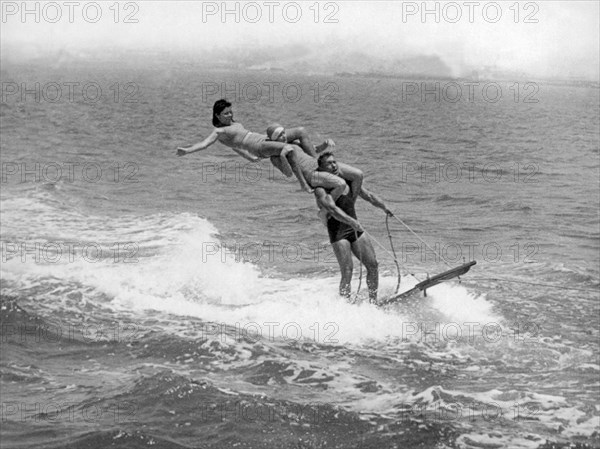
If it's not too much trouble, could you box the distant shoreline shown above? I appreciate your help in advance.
[1,53,598,89]
[333,71,600,89]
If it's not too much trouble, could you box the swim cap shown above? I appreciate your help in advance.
[266,123,285,141]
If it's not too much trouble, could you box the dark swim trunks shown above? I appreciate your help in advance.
[327,193,363,244]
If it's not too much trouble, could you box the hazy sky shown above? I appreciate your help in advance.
[2,1,599,79]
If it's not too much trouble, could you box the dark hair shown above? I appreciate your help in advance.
[317,151,335,168]
[212,99,232,127]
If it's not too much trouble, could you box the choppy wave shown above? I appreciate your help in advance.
[3,193,599,448]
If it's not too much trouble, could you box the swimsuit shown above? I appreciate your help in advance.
[240,132,269,157]
[217,123,269,157]
[327,192,363,244]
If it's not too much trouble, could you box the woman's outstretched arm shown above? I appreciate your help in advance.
[177,129,220,156]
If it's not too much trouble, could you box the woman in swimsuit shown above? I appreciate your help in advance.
[177,99,315,192]
[177,99,363,198]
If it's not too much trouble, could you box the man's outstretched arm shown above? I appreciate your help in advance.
[359,186,394,216]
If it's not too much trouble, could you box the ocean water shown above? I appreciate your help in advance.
[1,60,599,448]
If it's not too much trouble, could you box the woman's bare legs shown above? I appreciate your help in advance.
[282,145,313,192]
[309,170,347,201]
[286,127,335,154]
[284,127,317,157]
[259,141,313,192]
[334,163,363,200]
[270,156,293,177]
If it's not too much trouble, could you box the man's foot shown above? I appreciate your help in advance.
[322,138,335,151]
[315,138,336,153]
[368,290,379,305]
[348,296,362,305]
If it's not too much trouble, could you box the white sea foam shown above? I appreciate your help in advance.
[2,200,494,346]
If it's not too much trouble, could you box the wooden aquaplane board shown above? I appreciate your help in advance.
[379,261,477,306]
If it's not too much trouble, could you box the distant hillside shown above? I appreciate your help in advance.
[3,43,597,87]
[232,46,453,77]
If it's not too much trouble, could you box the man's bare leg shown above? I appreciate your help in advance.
[351,235,379,303]
[332,240,354,299]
